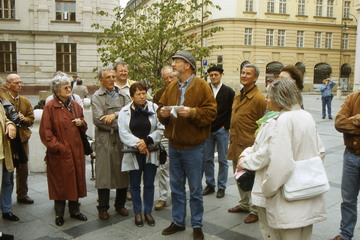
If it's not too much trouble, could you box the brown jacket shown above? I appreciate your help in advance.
[5,93,34,143]
[158,77,217,150]
[153,86,166,105]
[39,99,87,200]
[0,103,14,172]
[335,91,360,155]
[227,86,266,161]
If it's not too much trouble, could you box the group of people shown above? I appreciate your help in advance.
[1,50,359,240]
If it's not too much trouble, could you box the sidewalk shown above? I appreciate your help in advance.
[1,94,357,240]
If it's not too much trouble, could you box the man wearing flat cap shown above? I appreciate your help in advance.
[158,50,217,240]
[202,66,234,198]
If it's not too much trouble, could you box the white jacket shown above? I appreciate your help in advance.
[239,115,278,208]
[262,106,326,229]
[118,101,164,171]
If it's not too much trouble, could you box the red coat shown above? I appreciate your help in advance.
[39,99,87,201]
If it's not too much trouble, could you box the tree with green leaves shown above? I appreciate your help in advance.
[92,0,223,88]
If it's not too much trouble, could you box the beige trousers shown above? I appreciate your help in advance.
[257,207,280,239]
[232,160,257,214]
[275,225,313,240]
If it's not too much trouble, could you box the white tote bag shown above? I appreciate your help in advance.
[283,156,330,201]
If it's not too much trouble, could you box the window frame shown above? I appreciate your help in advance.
[55,0,76,22]
[245,0,254,12]
[279,0,286,14]
[244,28,253,46]
[0,0,15,19]
[277,29,286,47]
[316,0,323,17]
[267,0,275,13]
[0,41,17,73]
[266,29,274,46]
[297,31,304,48]
[343,1,351,18]
[326,0,334,17]
[56,43,77,73]
[298,0,305,15]
[314,32,322,48]
[341,33,349,49]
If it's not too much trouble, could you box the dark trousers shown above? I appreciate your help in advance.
[97,188,127,212]
[16,142,29,199]
[54,200,79,217]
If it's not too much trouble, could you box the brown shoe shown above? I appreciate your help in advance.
[228,205,249,213]
[193,228,204,240]
[116,207,129,216]
[98,210,109,220]
[162,222,186,235]
[331,235,344,240]
[244,213,259,223]
[155,200,166,210]
[17,196,34,204]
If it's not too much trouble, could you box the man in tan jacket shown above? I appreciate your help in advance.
[227,64,266,224]
[5,74,34,204]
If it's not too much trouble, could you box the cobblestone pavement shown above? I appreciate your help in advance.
[1,94,359,240]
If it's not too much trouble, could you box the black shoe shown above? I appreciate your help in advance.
[70,212,88,221]
[216,189,225,198]
[17,196,34,204]
[329,116,333,120]
[0,232,14,240]
[134,214,143,227]
[193,228,204,240]
[55,216,64,226]
[322,117,325,119]
[2,212,19,221]
[162,222,186,235]
[144,214,155,226]
[202,185,215,195]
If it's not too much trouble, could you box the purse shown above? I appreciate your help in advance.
[72,100,92,156]
[236,170,255,192]
[282,156,329,201]
[158,143,167,165]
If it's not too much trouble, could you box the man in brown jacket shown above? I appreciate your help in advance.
[5,74,34,204]
[158,51,216,240]
[332,91,360,240]
[227,64,266,224]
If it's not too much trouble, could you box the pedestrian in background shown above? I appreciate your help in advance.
[39,73,88,226]
[202,66,234,198]
[320,78,336,120]
[152,66,175,211]
[72,79,89,99]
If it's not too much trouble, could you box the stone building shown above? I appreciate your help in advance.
[127,0,357,91]
[0,0,117,90]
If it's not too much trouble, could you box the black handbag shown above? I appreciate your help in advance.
[237,170,255,192]
[159,143,167,165]
[79,131,93,155]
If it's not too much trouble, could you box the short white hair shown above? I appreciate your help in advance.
[267,78,302,110]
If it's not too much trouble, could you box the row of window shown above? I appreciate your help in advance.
[0,42,76,73]
[244,28,349,49]
[0,0,75,21]
[245,0,351,18]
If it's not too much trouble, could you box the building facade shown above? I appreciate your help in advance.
[0,0,117,87]
[129,0,357,91]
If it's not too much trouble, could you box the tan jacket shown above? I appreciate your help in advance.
[158,77,217,150]
[335,91,360,155]
[5,93,34,143]
[0,103,14,172]
[227,86,266,161]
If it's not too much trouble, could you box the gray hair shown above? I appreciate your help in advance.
[267,78,303,111]
[51,72,71,94]
[97,66,114,80]
[161,66,173,76]
[113,61,129,71]
[243,64,260,78]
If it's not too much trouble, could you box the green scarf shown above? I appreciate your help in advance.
[255,111,280,136]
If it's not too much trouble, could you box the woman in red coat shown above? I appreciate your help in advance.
[39,72,88,226]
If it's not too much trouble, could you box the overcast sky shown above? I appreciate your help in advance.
[120,0,129,7]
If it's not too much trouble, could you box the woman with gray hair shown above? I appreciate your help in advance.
[237,78,326,239]
[39,74,88,226]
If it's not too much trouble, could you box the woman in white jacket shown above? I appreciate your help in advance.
[118,82,164,227]
[238,78,326,240]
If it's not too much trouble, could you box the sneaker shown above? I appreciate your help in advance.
[162,222,185,235]
[154,200,166,210]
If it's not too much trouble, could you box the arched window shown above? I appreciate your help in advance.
[340,64,351,91]
[295,62,306,74]
[314,63,332,84]
[266,61,284,86]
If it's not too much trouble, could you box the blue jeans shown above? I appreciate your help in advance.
[322,96,332,118]
[203,128,229,190]
[339,148,360,240]
[129,154,157,215]
[1,169,14,213]
[169,143,204,228]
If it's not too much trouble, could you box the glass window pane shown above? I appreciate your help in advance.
[70,12,75,21]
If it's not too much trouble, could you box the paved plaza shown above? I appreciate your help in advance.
[1,94,359,240]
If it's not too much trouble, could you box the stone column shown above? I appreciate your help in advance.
[353,1,360,91]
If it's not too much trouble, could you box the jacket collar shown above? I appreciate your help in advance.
[98,85,121,96]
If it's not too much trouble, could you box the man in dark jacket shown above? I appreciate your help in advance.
[202,66,234,198]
